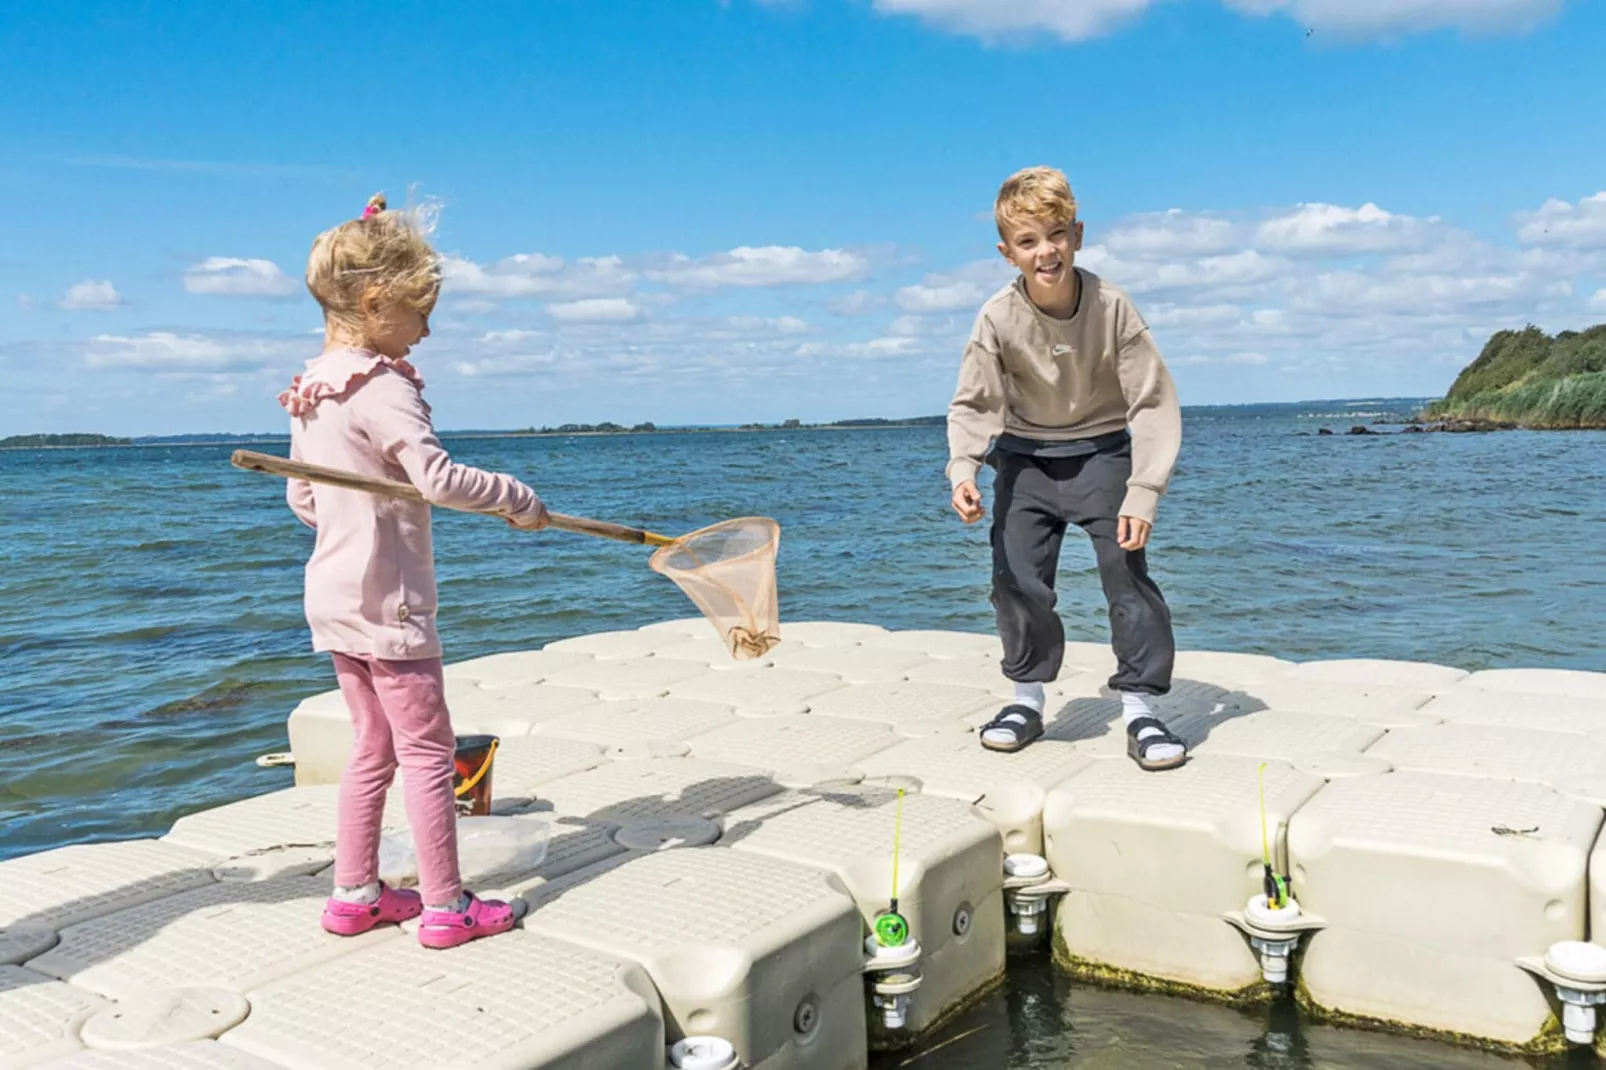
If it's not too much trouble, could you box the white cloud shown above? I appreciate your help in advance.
[547,297,645,323]
[1105,211,1244,257]
[646,246,868,289]
[1255,202,1441,255]
[184,257,297,297]
[724,315,811,334]
[895,259,1012,312]
[843,336,923,357]
[1590,288,1606,312]
[60,279,123,311]
[16,294,38,312]
[1172,351,1271,367]
[871,0,1154,42]
[84,331,299,372]
[1515,192,1606,249]
[829,290,882,316]
[444,254,637,299]
[870,0,1560,40]
[1228,0,1562,36]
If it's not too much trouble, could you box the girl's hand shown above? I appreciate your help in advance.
[506,500,550,531]
[1117,516,1151,551]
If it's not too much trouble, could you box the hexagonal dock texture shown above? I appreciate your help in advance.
[525,847,866,1070]
[1289,771,1602,1045]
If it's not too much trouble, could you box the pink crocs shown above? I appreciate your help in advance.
[321,882,423,936]
[417,891,526,950]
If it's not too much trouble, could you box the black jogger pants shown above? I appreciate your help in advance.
[988,442,1175,695]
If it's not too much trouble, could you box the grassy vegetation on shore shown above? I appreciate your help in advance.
[1424,323,1606,428]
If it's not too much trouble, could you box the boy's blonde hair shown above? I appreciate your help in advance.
[306,193,442,337]
[995,166,1078,238]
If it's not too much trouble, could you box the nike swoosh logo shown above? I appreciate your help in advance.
[1051,344,1072,356]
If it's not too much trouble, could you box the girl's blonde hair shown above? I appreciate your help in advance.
[306,193,442,339]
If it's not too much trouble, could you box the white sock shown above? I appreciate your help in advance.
[1122,692,1184,765]
[1013,681,1045,713]
[333,882,381,905]
[427,893,471,914]
[981,684,1045,747]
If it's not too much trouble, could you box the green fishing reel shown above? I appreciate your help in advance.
[874,910,910,948]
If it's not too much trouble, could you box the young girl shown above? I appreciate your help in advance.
[281,194,549,949]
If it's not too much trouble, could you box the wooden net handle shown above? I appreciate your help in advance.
[230,450,674,547]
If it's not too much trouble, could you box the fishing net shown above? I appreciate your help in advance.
[650,517,781,660]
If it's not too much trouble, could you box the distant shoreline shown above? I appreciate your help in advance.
[1,399,1444,452]
[0,418,948,452]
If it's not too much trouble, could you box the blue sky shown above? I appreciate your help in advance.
[2,0,1603,436]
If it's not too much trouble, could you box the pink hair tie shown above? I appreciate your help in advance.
[361,204,381,219]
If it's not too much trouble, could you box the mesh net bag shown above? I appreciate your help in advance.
[649,517,781,660]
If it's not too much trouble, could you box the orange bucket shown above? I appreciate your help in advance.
[452,734,499,817]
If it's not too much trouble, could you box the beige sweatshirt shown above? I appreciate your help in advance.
[945,270,1182,524]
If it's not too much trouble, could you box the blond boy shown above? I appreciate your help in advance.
[947,166,1185,770]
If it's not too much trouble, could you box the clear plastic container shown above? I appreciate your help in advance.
[378,814,551,887]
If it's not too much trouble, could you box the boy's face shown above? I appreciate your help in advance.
[997,214,1083,293]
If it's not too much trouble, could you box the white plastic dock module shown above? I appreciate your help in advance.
[1042,756,1325,992]
[25,876,391,1000]
[223,931,666,1070]
[1366,723,1606,784]
[532,757,783,823]
[807,681,998,737]
[1418,689,1606,736]
[684,715,902,786]
[0,840,219,936]
[286,681,603,785]
[855,735,1093,854]
[0,965,107,1068]
[526,847,867,1070]
[1068,709,1386,776]
[532,696,738,749]
[723,785,1007,1040]
[36,1041,286,1069]
[441,647,599,686]
[1290,771,1602,1044]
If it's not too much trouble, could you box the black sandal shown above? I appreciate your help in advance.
[1126,716,1188,771]
[980,704,1044,753]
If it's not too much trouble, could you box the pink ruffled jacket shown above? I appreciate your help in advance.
[280,347,543,660]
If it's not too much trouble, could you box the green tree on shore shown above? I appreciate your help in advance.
[1427,323,1606,428]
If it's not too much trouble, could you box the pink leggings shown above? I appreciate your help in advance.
[331,653,461,905]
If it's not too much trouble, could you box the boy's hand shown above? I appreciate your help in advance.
[1117,515,1151,551]
[951,481,986,524]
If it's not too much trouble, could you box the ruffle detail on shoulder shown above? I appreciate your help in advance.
[279,348,426,417]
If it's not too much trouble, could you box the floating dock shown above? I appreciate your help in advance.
[7,619,1606,1067]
